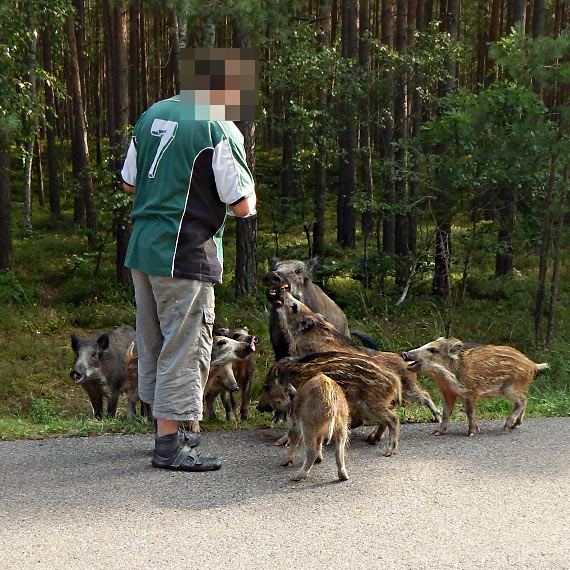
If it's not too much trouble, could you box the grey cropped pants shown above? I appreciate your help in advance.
[131,268,215,421]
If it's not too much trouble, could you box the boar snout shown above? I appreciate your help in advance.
[263,271,285,286]
[70,369,84,383]
[257,402,274,413]
[401,351,412,361]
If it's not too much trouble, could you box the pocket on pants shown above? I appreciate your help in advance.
[199,308,215,359]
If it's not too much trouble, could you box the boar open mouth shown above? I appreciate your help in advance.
[266,283,290,305]
[401,352,422,371]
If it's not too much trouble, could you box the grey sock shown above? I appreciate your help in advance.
[154,432,179,462]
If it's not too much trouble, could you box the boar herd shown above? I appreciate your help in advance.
[69,257,549,483]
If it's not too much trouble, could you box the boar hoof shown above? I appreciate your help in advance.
[338,471,349,482]
[365,435,379,445]
[280,459,293,467]
[468,431,477,437]
[433,430,445,436]
[291,472,308,482]
[274,435,291,447]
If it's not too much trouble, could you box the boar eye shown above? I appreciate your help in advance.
[232,333,241,340]
[216,340,227,347]
[294,269,301,275]
[428,347,439,354]
[91,351,97,358]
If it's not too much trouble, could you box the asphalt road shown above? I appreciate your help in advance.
[1,417,569,570]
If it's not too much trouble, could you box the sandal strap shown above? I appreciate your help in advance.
[171,444,201,468]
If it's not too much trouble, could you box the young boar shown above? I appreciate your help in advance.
[204,335,256,423]
[258,351,401,456]
[125,341,152,420]
[281,372,350,482]
[216,327,258,419]
[401,337,549,437]
[274,290,441,422]
[70,325,135,418]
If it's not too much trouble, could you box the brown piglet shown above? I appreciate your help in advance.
[402,337,549,437]
[281,372,350,482]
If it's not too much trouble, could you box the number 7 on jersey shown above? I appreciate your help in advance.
[148,119,178,178]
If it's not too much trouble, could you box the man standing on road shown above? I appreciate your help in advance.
[121,83,256,472]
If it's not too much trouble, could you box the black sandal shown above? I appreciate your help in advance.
[152,443,222,472]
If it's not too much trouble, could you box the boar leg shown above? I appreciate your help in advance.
[434,391,457,436]
[384,412,400,457]
[291,434,321,481]
[220,391,237,423]
[84,384,104,419]
[240,380,250,420]
[281,426,301,466]
[464,398,479,437]
[403,388,442,423]
[334,427,349,481]
[274,432,291,447]
[204,392,218,421]
[365,423,386,445]
[504,390,527,430]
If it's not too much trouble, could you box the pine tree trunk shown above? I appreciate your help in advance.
[534,154,557,345]
[233,24,258,299]
[65,12,96,247]
[34,138,45,207]
[139,0,148,110]
[432,220,451,297]
[0,133,11,270]
[42,26,60,216]
[408,0,423,253]
[338,0,358,249]
[128,3,140,127]
[313,0,331,258]
[546,165,568,350]
[381,0,395,253]
[360,0,374,240]
[394,0,408,262]
[113,1,131,284]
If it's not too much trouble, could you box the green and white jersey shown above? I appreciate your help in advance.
[121,95,255,283]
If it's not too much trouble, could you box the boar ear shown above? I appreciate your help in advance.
[270,256,279,271]
[299,318,316,331]
[448,339,463,358]
[287,384,297,400]
[216,327,230,337]
[70,334,80,352]
[304,257,322,279]
[97,333,110,351]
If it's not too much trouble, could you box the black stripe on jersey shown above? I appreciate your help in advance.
[172,148,227,282]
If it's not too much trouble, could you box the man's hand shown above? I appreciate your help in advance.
[123,182,135,195]
[230,193,257,218]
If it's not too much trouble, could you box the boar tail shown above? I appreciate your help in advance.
[535,362,549,371]
[327,419,335,444]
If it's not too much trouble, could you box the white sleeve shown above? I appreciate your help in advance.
[212,138,254,205]
[121,138,137,186]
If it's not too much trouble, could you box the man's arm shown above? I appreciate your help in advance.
[123,182,135,195]
[229,193,256,217]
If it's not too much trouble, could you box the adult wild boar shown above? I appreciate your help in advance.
[258,351,402,456]
[274,290,441,423]
[402,337,549,437]
[263,257,350,360]
[70,325,135,418]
